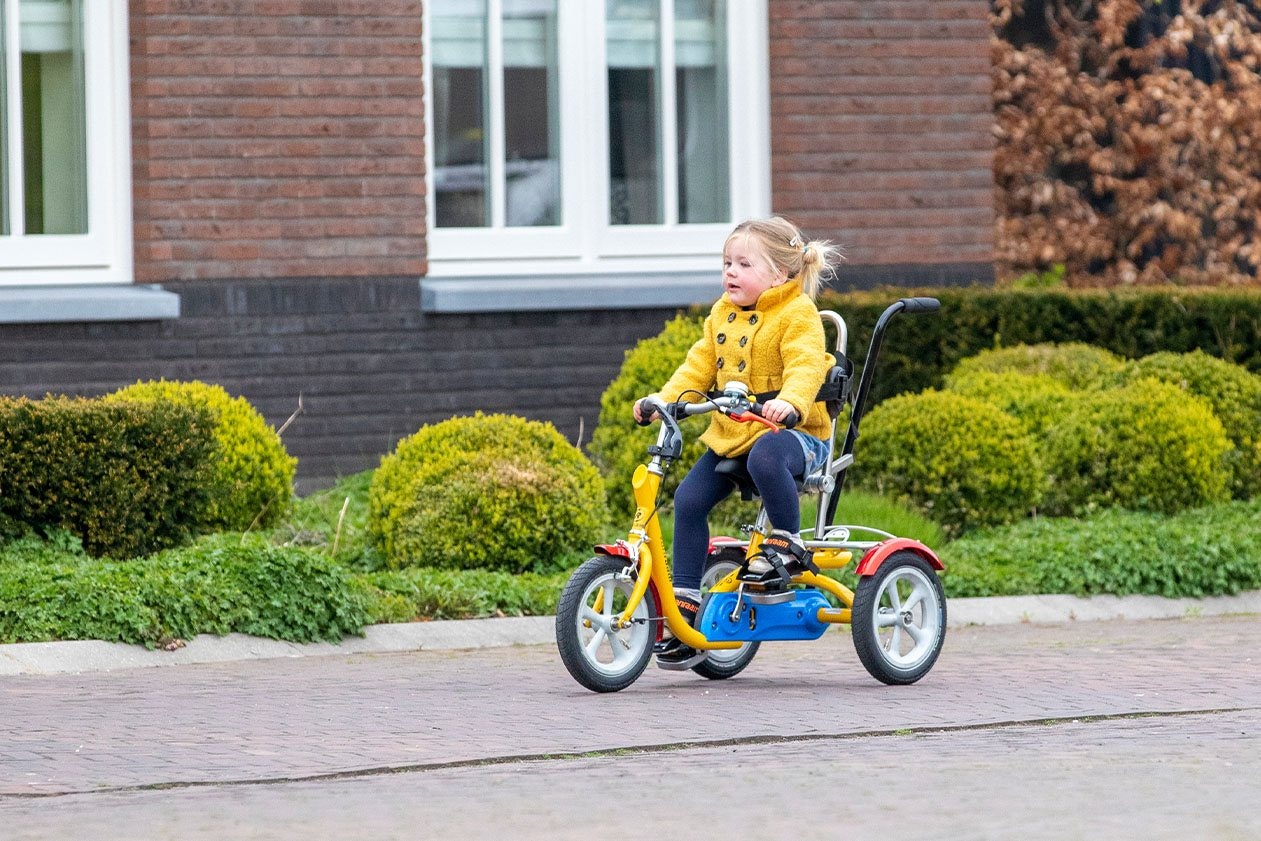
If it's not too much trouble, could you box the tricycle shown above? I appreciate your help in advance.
[556,298,946,693]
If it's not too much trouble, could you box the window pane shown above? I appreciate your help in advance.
[676,0,727,223]
[20,0,87,235]
[433,0,489,228]
[606,0,661,225]
[503,0,559,227]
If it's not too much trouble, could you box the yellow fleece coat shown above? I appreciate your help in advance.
[655,279,833,457]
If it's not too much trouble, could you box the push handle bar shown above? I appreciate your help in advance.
[899,296,941,314]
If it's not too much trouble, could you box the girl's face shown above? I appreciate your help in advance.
[722,235,787,308]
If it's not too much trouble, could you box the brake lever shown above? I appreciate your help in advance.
[730,410,780,431]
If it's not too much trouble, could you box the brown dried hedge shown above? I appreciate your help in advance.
[993,0,1261,286]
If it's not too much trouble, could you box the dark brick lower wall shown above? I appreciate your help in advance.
[0,277,681,493]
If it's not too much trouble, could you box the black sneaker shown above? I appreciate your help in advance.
[655,595,700,664]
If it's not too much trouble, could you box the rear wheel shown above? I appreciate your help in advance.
[851,550,946,685]
[556,555,659,693]
[691,549,761,680]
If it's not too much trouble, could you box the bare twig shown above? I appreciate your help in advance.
[276,393,305,437]
[332,496,350,557]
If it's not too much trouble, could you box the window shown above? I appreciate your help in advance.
[425,0,769,276]
[0,0,131,285]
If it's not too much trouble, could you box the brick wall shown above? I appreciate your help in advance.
[770,0,994,278]
[129,0,426,282]
[0,277,678,492]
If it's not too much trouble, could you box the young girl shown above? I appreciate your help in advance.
[634,216,842,664]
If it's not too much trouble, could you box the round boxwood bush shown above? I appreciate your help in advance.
[943,369,1073,437]
[949,342,1125,391]
[108,380,296,531]
[850,390,1045,536]
[1116,351,1261,500]
[368,413,607,573]
[1042,378,1231,516]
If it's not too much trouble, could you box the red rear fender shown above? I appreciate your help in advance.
[855,538,944,577]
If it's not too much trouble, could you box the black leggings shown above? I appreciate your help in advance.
[671,432,806,590]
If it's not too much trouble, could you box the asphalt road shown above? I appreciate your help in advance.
[2,614,1258,840]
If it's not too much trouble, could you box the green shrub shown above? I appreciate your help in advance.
[1042,379,1231,516]
[850,390,1044,536]
[1116,351,1261,500]
[941,499,1261,599]
[0,533,368,645]
[943,369,1073,437]
[108,380,296,531]
[368,413,607,573]
[0,396,215,558]
[948,342,1125,391]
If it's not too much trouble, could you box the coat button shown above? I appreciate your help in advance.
[737,360,746,372]
[749,314,759,325]
[717,357,725,369]
[727,312,737,322]
[739,336,748,347]
[716,333,726,344]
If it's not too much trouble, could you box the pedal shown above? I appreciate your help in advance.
[656,651,709,671]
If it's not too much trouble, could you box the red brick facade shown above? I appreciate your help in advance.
[770,0,994,269]
[128,1,427,282]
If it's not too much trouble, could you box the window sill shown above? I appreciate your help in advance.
[0,285,180,324]
[419,272,717,314]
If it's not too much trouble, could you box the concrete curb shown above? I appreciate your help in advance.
[1,591,1258,677]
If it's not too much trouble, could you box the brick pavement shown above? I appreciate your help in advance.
[0,614,1257,797]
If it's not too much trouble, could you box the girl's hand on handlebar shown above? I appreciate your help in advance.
[632,397,660,426]
[759,398,800,428]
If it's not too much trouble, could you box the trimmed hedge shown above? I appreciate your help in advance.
[819,288,1261,407]
[1116,351,1261,500]
[369,413,607,573]
[0,533,369,646]
[1042,379,1231,516]
[850,390,1045,535]
[108,380,297,530]
[941,499,1261,599]
[0,396,215,558]
[947,342,1125,391]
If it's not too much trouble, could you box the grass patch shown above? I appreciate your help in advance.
[941,499,1261,598]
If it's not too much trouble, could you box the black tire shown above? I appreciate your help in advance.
[690,549,761,680]
[851,550,946,685]
[556,555,659,693]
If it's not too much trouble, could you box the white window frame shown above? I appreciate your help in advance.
[0,0,133,287]
[424,0,769,278]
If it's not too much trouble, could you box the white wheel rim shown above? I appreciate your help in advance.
[574,571,652,677]
[869,566,942,671]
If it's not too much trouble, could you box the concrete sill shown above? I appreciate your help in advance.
[0,285,180,324]
[420,273,717,314]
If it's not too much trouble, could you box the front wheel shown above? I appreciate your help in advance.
[556,555,659,693]
[851,550,946,685]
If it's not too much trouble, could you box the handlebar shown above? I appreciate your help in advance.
[639,389,796,432]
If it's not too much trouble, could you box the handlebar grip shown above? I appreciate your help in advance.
[633,399,653,426]
[781,409,800,430]
[900,296,941,314]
